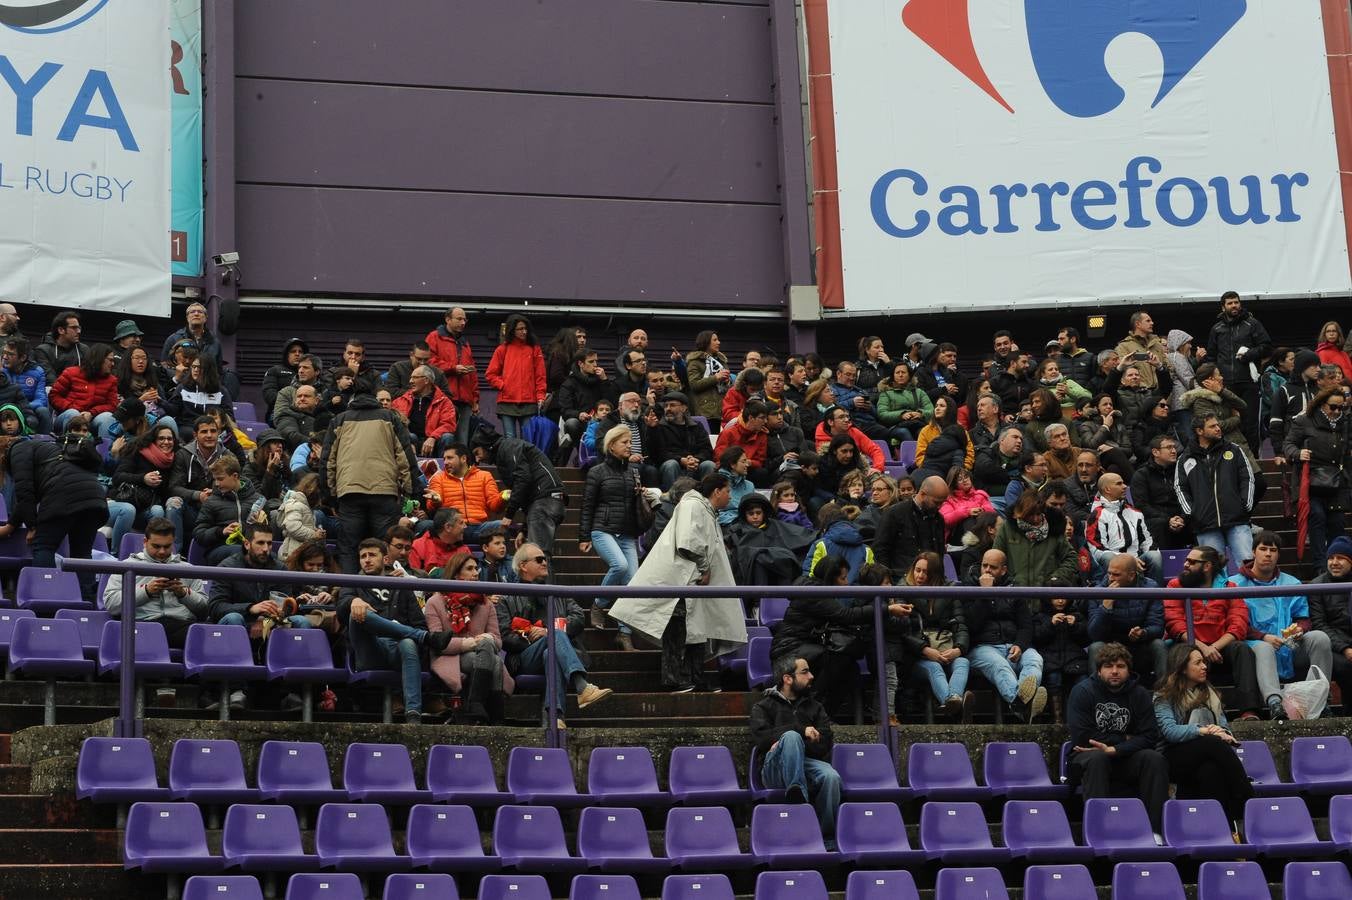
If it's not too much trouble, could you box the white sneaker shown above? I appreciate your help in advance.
[228,690,246,711]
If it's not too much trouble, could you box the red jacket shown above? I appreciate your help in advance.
[1317,341,1352,383]
[714,418,768,469]
[1163,577,1249,644]
[485,341,546,405]
[391,387,458,440]
[812,422,886,471]
[424,325,480,404]
[49,367,119,415]
[409,532,465,574]
[721,387,749,424]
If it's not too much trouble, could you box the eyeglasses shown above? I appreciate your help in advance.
[1183,557,1204,566]
[530,555,547,565]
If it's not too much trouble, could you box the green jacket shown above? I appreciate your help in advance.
[993,519,1079,588]
[876,383,933,425]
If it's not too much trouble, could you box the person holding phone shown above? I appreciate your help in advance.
[101,516,209,648]
[1114,310,1170,391]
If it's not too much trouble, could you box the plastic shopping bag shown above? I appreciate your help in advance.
[1281,665,1330,720]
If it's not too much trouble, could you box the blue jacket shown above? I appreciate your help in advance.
[4,363,46,410]
[1087,576,1163,643]
[829,380,878,427]
[717,468,755,526]
[802,520,874,583]
[1231,567,1308,680]
[1154,696,1231,745]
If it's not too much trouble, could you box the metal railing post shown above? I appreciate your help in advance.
[545,594,559,748]
[872,595,893,760]
[115,567,140,737]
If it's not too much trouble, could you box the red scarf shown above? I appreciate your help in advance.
[446,592,484,634]
[139,443,175,469]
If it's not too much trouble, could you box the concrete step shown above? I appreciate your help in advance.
[0,795,113,829]
[0,863,151,899]
[0,763,30,793]
[0,828,120,865]
[505,690,751,721]
[0,732,10,765]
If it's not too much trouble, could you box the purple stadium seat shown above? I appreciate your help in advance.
[256,741,345,806]
[55,608,110,658]
[492,804,585,873]
[898,441,917,471]
[569,875,640,900]
[7,616,95,722]
[933,868,1007,900]
[1243,796,1335,858]
[1082,798,1173,861]
[186,540,206,567]
[233,401,258,422]
[588,747,671,807]
[266,629,347,721]
[1111,863,1185,900]
[844,871,919,900]
[1330,794,1352,851]
[478,875,551,900]
[117,531,146,560]
[722,625,770,679]
[1021,865,1096,900]
[16,566,89,612]
[834,802,925,866]
[1161,549,1188,582]
[168,739,259,804]
[314,803,410,871]
[383,874,458,900]
[983,742,1070,799]
[0,523,32,571]
[747,746,787,802]
[746,636,775,688]
[1197,862,1270,900]
[123,801,223,873]
[223,804,318,871]
[404,803,500,872]
[0,608,36,661]
[343,742,430,804]
[754,871,829,900]
[506,747,592,807]
[184,623,266,682]
[1001,800,1093,862]
[749,804,841,868]
[906,742,988,800]
[426,745,509,806]
[757,599,789,631]
[918,801,1010,865]
[668,746,749,807]
[284,873,365,900]
[76,736,169,804]
[1162,799,1256,860]
[662,875,735,900]
[183,876,265,900]
[663,806,754,871]
[577,806,672,873]
[1234,741,1290,795]
[830,743,908,803]
[1284,861,1352,900]
[1289,735,1352,794]
[97,620,185,679]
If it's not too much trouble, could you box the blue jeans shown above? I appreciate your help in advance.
[518,631,587,712]
[464,521,507,544]
[659,458,716,490]
[1197,524,1253,571]
[347,611,427,713]
[761,731,842,844]
[32,405,52,434]
[969,644,1043,703]
[1089,548,1162,585]
[913,656,971,703]
[57,408,115,439]
[591,531,638,634]
[499,415,525,440]
[106,501,135,555]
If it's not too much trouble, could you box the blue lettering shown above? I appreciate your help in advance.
[24,166,40,192]
[1069,180,1117,231]
[1119,155,1160,228]
[43,169,67,195]
[57,69,137,151]
[114,177,132,202]
[1030,182,1070,232]
[936,185,987,236]
[0,57,60,136]
[70,172,92,198]
[870,169,930,238]
[989,183,1028,234]
[1271,172,1309,222]
[94,175,111,200]
[1210,175,1269,225]
[1156,176,1207,226]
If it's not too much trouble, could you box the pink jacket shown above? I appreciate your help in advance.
[939,487,994,534]
[424,593,514,695]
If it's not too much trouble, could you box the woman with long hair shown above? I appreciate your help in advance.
[1284,387,1351,562]
[285,539,339,605]
[50,342,119,438]
[939,467,993,541]
[685,330,730,426]
[164,353,234,426]
[279,472,327,560]
[899,552,971,723]
[485,314,546,439]
[1316,320,1352,382]
[913,395,974,478]
[544,326,587,413]
[1154,642,1253,832]
[875,362,931,444]
[424,550,512,723]
[994,491,1078,587]
[1023,388,1064,452]
[855,336,891,392]
[1034,358,1089,415]
[110,422,185,546]
[799,379,836,437]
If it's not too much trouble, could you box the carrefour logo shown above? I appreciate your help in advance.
[0,0,108,34]
[902,0,1247,117]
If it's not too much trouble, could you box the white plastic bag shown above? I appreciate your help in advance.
[1281,665,1330,720]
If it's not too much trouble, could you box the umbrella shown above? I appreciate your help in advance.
[1296,460,1310,560]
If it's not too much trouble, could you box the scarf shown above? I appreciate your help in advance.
[1015,517,1050,543]
[445,592,484,634]
[139,442,175,469]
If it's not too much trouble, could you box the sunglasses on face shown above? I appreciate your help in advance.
[530,555,547,565]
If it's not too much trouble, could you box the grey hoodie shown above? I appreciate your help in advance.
[1165,329,1196,410]
[101,549,209,624]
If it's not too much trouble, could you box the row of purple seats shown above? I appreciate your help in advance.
[825,741,1068,802]
[183,872,724,900]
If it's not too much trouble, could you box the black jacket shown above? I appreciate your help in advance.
[194,481,262,550]
[0,376,37,431]
[9,435,106,526]
[961,575,1032,649]
[915,594,969,652]
[261,339,310,420]
[873,498,946,577]
[206,553,289,622]
[337,578,422,631]
[168,440,244,504]
[1033,599,1090,676]
[770,594,877,661]
[558,370,617,421]
[1130,460,1192,549]
[112,446,176,510]
[1309,570,1352,655]
[496,590,588,675]
[493,436,566,517]
[765,424,806,475]
[1066,674,1159,758]
[990,370,1035,416]
[973,445,1020,495]
[1061,476,1097,523]
[1206,309,1271,386]
[1174,437,1255,531]
[1270,376,1317,451]
[1061,349,1096,389]
[749,688,834,759]
[652,417,713,466]
[275,405,320,452]
[580,455,640,538]
[33,338,87,382]
[1283,409,1350,499]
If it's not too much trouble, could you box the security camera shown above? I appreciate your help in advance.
[212,251,240,266]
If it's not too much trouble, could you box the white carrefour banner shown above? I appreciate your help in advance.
[827,0,1351,311]
[0,0,170,316]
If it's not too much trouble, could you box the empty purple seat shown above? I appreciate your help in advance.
[233,401,258,422]
[1021,865,1095,900]
[315,803,411,871]
[405,803,500,872]
[383,874,458,900]
[934,868,1008,900]
[1001,800,1092,862]
[117,532,146,560]
[1329,794,1352,851]
[426,745,508,806]
[918,801,1009,865]
[76,736,169,804]
[831,744,908,803]
[55,608,110,658]
[722,625,770,678]
[97,620,185,679]
[1284,861,1352,900]
[1111,863,1185,900]
[1289,735,1352,794]
[907,742,988,801]
[168,739,259,804]
[661,874,735,900]
[588,747,671,807]
[478,875,551,900]
[1234,741,1289,796]
[758,600,789,631]
[754,871,828,900]
[492,804,585,873]
[343,742,430,804]
[1197,862,1270,900]
[664,806,754,871]
[266,629,345,684]
[123,801,223,873]
[184,623,266,687]
[983,742,1070,799]
[506,747,592,807]
[183,875,264,900]
[0,608,35,660]
[256,741,345,806]
[1082,798,1172,861]
[7,616,94,722]
[844,870,919,900]
[577,806,671,873]
[746,636,774,688]
[1162,799,1256,859]
[284,873,364,900]
[1243,796,1334,858]
[749,804,841,868]
[570,874,641,900]
[17,566,89,612]
[223,804,318,871]
[668,746,749,807]
[835,802,925,867]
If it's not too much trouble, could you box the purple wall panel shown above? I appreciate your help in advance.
[235,0,773,103]
[237,185,785,305]
[235,79,779,203]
